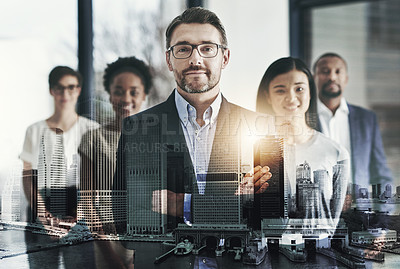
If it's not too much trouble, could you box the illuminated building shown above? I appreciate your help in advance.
[1,169,22,222]
[254,136,285,221]
[37,128,67,224]
[77,107,125,233]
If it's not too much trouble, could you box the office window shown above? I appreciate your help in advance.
[0,1,78,216]
[308,0,400,187]
[92,0,184,123]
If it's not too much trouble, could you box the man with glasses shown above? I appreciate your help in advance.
[113,7,272,237]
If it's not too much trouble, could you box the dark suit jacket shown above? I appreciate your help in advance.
[318,102,392,188]
[113,91,270,231]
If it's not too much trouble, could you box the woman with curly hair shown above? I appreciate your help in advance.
[78,56,153,268]
[78,56,153,234]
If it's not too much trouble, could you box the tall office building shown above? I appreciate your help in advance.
[296,160,311,179]
[22,169,38,223]
[359,188,368,198]
[297,176,319,218]
[125,118,168,235]
[352,184,361,200]
[384,184,392,198]
[372,184,377,199]
[331,160,347,219]
[166,151,184,230]
[377,184,382,199]
[314,169,330,217]
[66,154,79,218]
[1,169,21,222]
[191,127,244,225]
[77,107,125,233]
[37,128,67,225]
[296,161,313,216]
[253,136,285,224]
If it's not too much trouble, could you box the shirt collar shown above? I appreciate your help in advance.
[317,97,349,117]
[175,89,222,127]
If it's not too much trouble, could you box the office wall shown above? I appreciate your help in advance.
[207,0,290,111]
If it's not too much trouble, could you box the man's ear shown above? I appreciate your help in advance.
[221,48,230,69]
[166,51,173,71]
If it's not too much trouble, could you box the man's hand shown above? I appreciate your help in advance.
[244,165,272,194]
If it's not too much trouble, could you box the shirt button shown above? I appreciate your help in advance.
[196,137,201,141]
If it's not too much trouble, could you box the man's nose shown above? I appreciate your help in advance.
[189,47,202,65]
[328,71,338,81]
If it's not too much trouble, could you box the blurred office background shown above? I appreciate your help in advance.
[0,0,399,209]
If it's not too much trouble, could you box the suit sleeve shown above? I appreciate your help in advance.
[369,112,393,187]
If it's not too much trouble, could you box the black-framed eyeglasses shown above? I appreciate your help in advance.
[52,84,80,93]
[168,43,226,59]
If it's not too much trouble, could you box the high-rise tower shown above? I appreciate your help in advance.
[37,128,67,225]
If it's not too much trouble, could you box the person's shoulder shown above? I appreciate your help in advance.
[80,125,114,151]
[25,120,48,135]
[224,99,270,118]
[138,100,169,116]
[315,131,340,146]
[27,120,47,129]
[123,94,174,125]
[78,116,100,129]
[226,101,253,114]
[223,99,274,135]
[81,124,102,140]
[347,103,376,118]
[314,131,349,160]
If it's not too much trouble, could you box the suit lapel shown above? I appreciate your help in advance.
[161,91,195,194]
[347,103,358,181]
[206,97,242,194]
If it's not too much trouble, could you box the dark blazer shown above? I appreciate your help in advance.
[318,102,392,188]
[113,91,270,231]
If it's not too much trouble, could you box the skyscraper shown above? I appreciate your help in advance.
[37,128,67,225]
[191,126,244,225]
[1,169,21,222]
[77,107,125,233]
[125,118,167,235]
[331,160,348,219]
[296,161,313,216]
[372,184,378,199]
[254,136,285,223]
[384,184,392,198]
[22,169,38,223]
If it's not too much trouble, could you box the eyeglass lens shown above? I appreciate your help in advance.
[172,43,219,59]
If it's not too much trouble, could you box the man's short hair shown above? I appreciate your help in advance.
[49,66,82,89]
[312,52,348,73]
[165,7,228,49]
